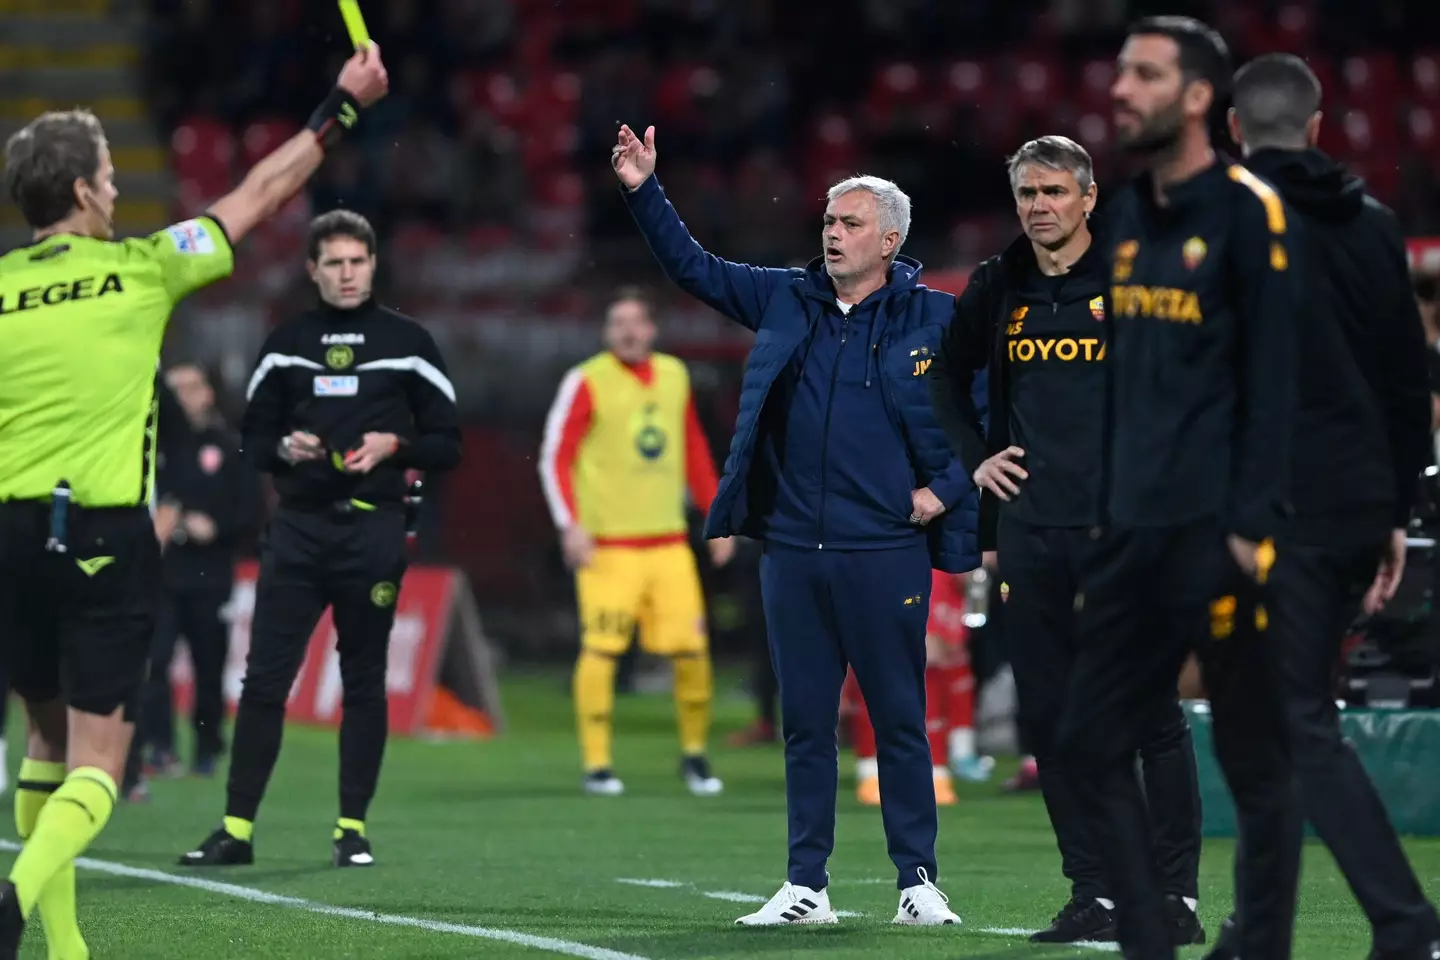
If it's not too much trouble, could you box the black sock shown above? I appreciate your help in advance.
[225,698,287,822]
[339,696,388,822]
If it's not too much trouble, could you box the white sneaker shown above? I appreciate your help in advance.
[893,868,961,925]
[735,882,838,926]
[583,770,624,796]
[680,756,723,796]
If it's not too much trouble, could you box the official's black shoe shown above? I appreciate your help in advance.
[178,826,254,867]
[1368,938,1440,960]
[333,829,374,867]
[1202,911,1238,960]
[1168,894,1206,946]
[0,880,24,959]
[1030,897,1117,943]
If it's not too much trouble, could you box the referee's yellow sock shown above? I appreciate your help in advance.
[334,818,365,840]
[15,759,88,960]
[574,650,618,771]
[223,817,254,843]
[10,767,115,923]
[673,654,713,757]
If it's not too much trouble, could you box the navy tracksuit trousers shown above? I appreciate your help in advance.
[760,539,937,891]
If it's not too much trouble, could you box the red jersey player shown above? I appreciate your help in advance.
[846,570,994,806]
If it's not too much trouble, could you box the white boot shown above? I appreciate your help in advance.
[893,868,961,925]
[735,882,838,926]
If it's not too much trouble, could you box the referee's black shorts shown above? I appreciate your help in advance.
[0,501,161,716]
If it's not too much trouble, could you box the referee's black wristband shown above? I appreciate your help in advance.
[307,87,362,150]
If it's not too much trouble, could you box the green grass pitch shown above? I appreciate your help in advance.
[5,672,1436,958]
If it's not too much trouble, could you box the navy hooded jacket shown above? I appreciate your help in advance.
[624,176,986,573]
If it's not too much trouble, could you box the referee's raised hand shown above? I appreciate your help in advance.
[337,42,389,108]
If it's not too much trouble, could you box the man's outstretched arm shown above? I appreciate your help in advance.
[613,124,790,331]
[208,45,389,245]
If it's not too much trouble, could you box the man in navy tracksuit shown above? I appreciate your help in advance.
[613,123,980,927]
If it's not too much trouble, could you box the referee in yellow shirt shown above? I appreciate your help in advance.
[540,287,734,796]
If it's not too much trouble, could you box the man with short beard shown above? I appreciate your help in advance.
[927,135,1203,946]
[1055,16,1304,959]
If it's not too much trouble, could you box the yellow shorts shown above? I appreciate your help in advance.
[576,542,707,657]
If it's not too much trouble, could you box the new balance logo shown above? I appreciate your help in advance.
[75,556,114,577]
[339,103,358,129]
[780,898,819,922]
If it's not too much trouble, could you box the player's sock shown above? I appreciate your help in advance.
[222,816,254,843]
[942,663,976,758]
[924,666,949,766]
[15,760,87,960]
[9,768,116,919]
[672,653,713,757]
[333,818,365,841]
[574,650,618,772]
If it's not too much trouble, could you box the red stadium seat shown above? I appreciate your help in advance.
[1412,52,1440,104]
[1406,106,1440,161]
[170,116,234,199]
[1274,3,1316,51]
[1076,58,1114,113]
[1340,54,1401,106]
[1334,105,1400,155]
[942,58,994,107]
[1074,112,1111,154]
[1010,53,1062,113]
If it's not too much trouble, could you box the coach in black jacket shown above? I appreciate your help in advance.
[1205,54,1440,960]
[928,136,1202,946]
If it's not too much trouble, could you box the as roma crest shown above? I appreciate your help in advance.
[1183,236,1208,271]
[1089,296,1105,321]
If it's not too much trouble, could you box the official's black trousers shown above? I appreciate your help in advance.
[226,505,408,824]
[139,583,233,762]
[999,514,1201,906]
[1058,519,1294,960]
[1270,536,1440,957]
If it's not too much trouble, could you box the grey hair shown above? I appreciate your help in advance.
[826,175,911,256]
[1006,136,1095,196]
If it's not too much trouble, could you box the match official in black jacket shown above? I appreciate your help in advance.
[1204,54,1440,960]
[142,364,262,778]
[179,210,461,870]
[928,136,1202,945]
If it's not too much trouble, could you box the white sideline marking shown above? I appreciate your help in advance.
[0,842,652,960]
[979,927,1118,952]
[613,878,866,918]
[616,878,687,889]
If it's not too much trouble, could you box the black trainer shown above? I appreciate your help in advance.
[1368,938,1440,960]
[178,826,254,867]
[0,880,23,959]
[1030,897,1117,943]
[333,828,374,867]
[1168,894,1207,946]
[1203,912,1238,960]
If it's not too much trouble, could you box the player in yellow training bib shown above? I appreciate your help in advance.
[540,287,735,796]
[0,45,388,956]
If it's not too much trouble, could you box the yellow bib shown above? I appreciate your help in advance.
[575,352,690,539]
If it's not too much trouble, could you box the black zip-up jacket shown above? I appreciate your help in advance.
[928,232,1109,550]
[160,418,262,588]
[241,299,462,507]
[1242,148,1431,543]
[1102,160,1303,542]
